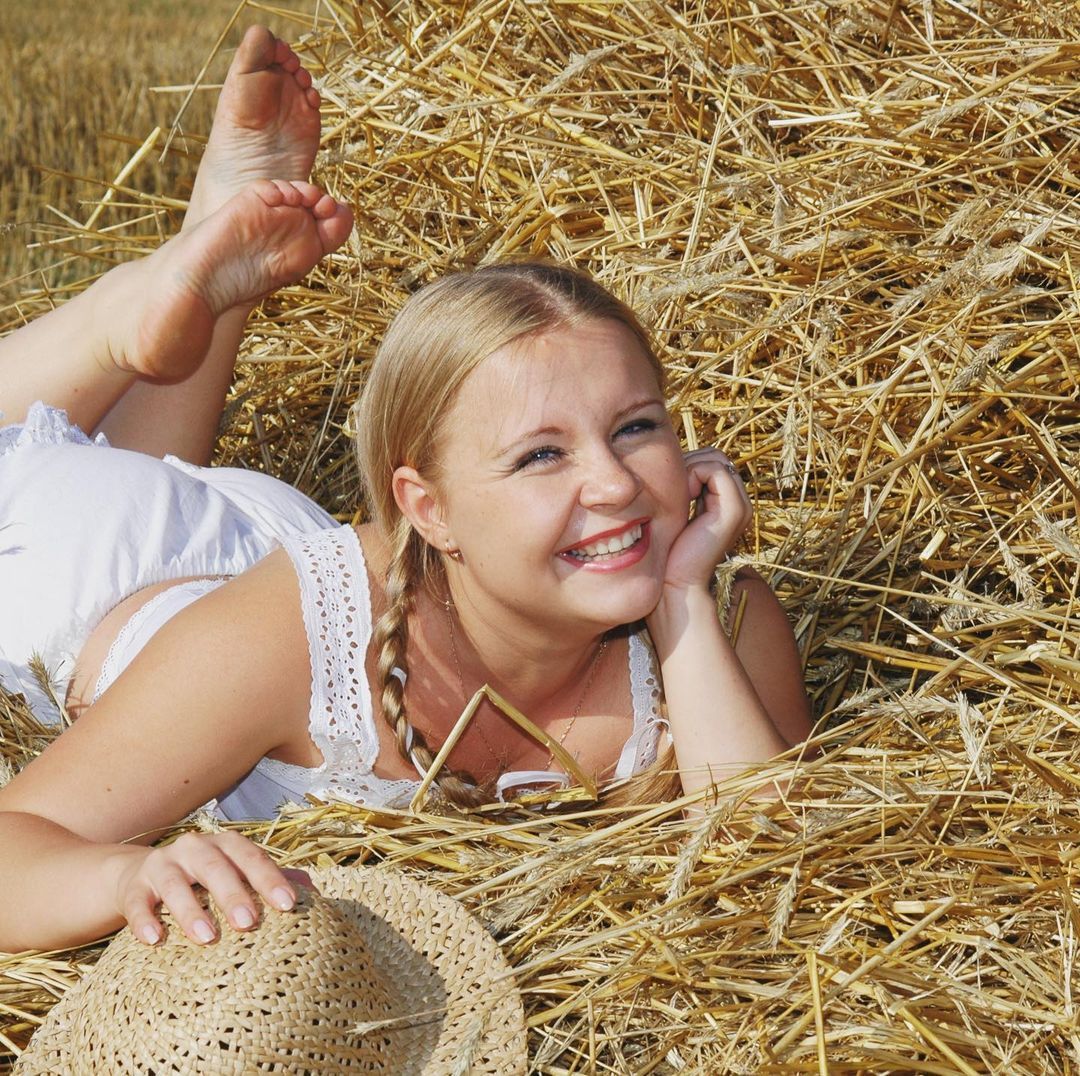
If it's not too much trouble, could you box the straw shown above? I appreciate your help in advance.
[3,0,1079,1069]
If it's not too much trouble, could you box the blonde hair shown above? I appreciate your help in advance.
[355,263,667,807]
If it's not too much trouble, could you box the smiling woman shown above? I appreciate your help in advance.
[403,319,687,633]
[0,29,809,957]
[355,263,810,807]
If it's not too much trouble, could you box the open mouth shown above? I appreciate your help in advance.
[562,522,645,562]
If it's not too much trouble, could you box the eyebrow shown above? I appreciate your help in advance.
[495,395,665,459]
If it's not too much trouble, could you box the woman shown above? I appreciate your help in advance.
[0,28,809,954]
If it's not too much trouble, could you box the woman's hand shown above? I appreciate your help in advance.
[661,449,752,592]
[107,832,307,946]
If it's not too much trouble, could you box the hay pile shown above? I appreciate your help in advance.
[3,0,1080,1071]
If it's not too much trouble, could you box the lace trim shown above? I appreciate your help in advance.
[280,525,401,806]
[92,578,227,703]
[253,754,420,810]
[0,401,108,457]
[617,630,666,778]
[628,630,663,724]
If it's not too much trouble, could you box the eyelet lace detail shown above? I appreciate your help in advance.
[617,630,667,778]
[0,401,108,457]
[279,526,421,808]
[92,578,227,704]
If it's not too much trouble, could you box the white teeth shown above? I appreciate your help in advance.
[568,524,643,560]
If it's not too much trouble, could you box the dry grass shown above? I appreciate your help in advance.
[3,0,1080,1071]
[0,0,316,287]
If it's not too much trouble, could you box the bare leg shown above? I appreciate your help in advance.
[97,26,327,462]
[0,181,352,434]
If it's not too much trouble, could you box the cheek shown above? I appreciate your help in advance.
[455,489,540,565]
[655,457,693,538]
[654,446,690,503]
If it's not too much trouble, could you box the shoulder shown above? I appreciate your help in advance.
[726,566,784,634]
[726,566,812,743]
[115,551,315,766]
[163,551,312,730]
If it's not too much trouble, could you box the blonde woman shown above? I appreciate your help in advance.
[0,28,810,954]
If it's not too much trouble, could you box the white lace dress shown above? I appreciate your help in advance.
[0,403,333,723]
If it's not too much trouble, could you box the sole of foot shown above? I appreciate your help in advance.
[185,26,323,228]
[115,179,353,382]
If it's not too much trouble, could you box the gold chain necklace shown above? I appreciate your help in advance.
[442,596,608,772]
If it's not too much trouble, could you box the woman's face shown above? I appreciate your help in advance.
[431,317,689,637]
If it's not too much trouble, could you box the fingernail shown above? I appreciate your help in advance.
[232,906,255,929]
[140,924,161,945]
[193,919,215,943]
[272,886,295,911]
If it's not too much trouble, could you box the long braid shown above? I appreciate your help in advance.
[372,520,489,808]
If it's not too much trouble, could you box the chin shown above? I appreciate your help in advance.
[583,580,665,630]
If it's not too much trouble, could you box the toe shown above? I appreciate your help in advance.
[317,204,355,252]
[277,181,304,207]
[234,25,277,74]
[253,179,286,206]
[289,180,324,206]
[311,192,337,218]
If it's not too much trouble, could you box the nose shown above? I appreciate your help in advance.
[579,445,641,509]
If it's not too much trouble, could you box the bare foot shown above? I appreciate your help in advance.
[185,26,323,228]
[110,180,353,381]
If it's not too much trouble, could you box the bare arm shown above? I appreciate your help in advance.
[727,568,812,748]
[647,453,810,799]
[0,551,312,951]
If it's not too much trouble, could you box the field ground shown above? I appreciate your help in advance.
[0,0,315,291]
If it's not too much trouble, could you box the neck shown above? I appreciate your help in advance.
[436,585,608,714]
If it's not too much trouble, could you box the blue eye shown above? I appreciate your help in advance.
[616,418,658,438]
[514,446,563,471]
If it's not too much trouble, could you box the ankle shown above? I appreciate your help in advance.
[87,261,141,377]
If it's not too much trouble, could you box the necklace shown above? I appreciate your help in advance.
[442,596,608,772]
[442,596,505,772]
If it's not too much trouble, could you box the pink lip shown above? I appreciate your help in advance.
[557,520,651,572]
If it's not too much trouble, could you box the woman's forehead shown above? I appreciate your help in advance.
[445,320,662,447]
[476,319,654,394]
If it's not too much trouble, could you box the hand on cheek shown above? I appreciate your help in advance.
[661,449,751,591]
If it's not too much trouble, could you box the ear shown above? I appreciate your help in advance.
[392,465,453,551]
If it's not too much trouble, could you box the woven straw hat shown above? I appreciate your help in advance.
[15,866,525,1074]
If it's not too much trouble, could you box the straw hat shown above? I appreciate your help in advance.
[15,865,526,1074]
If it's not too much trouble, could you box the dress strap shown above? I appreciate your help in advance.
[613,629,667,779]
[279,526,389,802]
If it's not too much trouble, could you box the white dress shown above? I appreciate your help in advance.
[0,402,333,722]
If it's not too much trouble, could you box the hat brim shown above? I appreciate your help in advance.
[15,865,525,1075]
